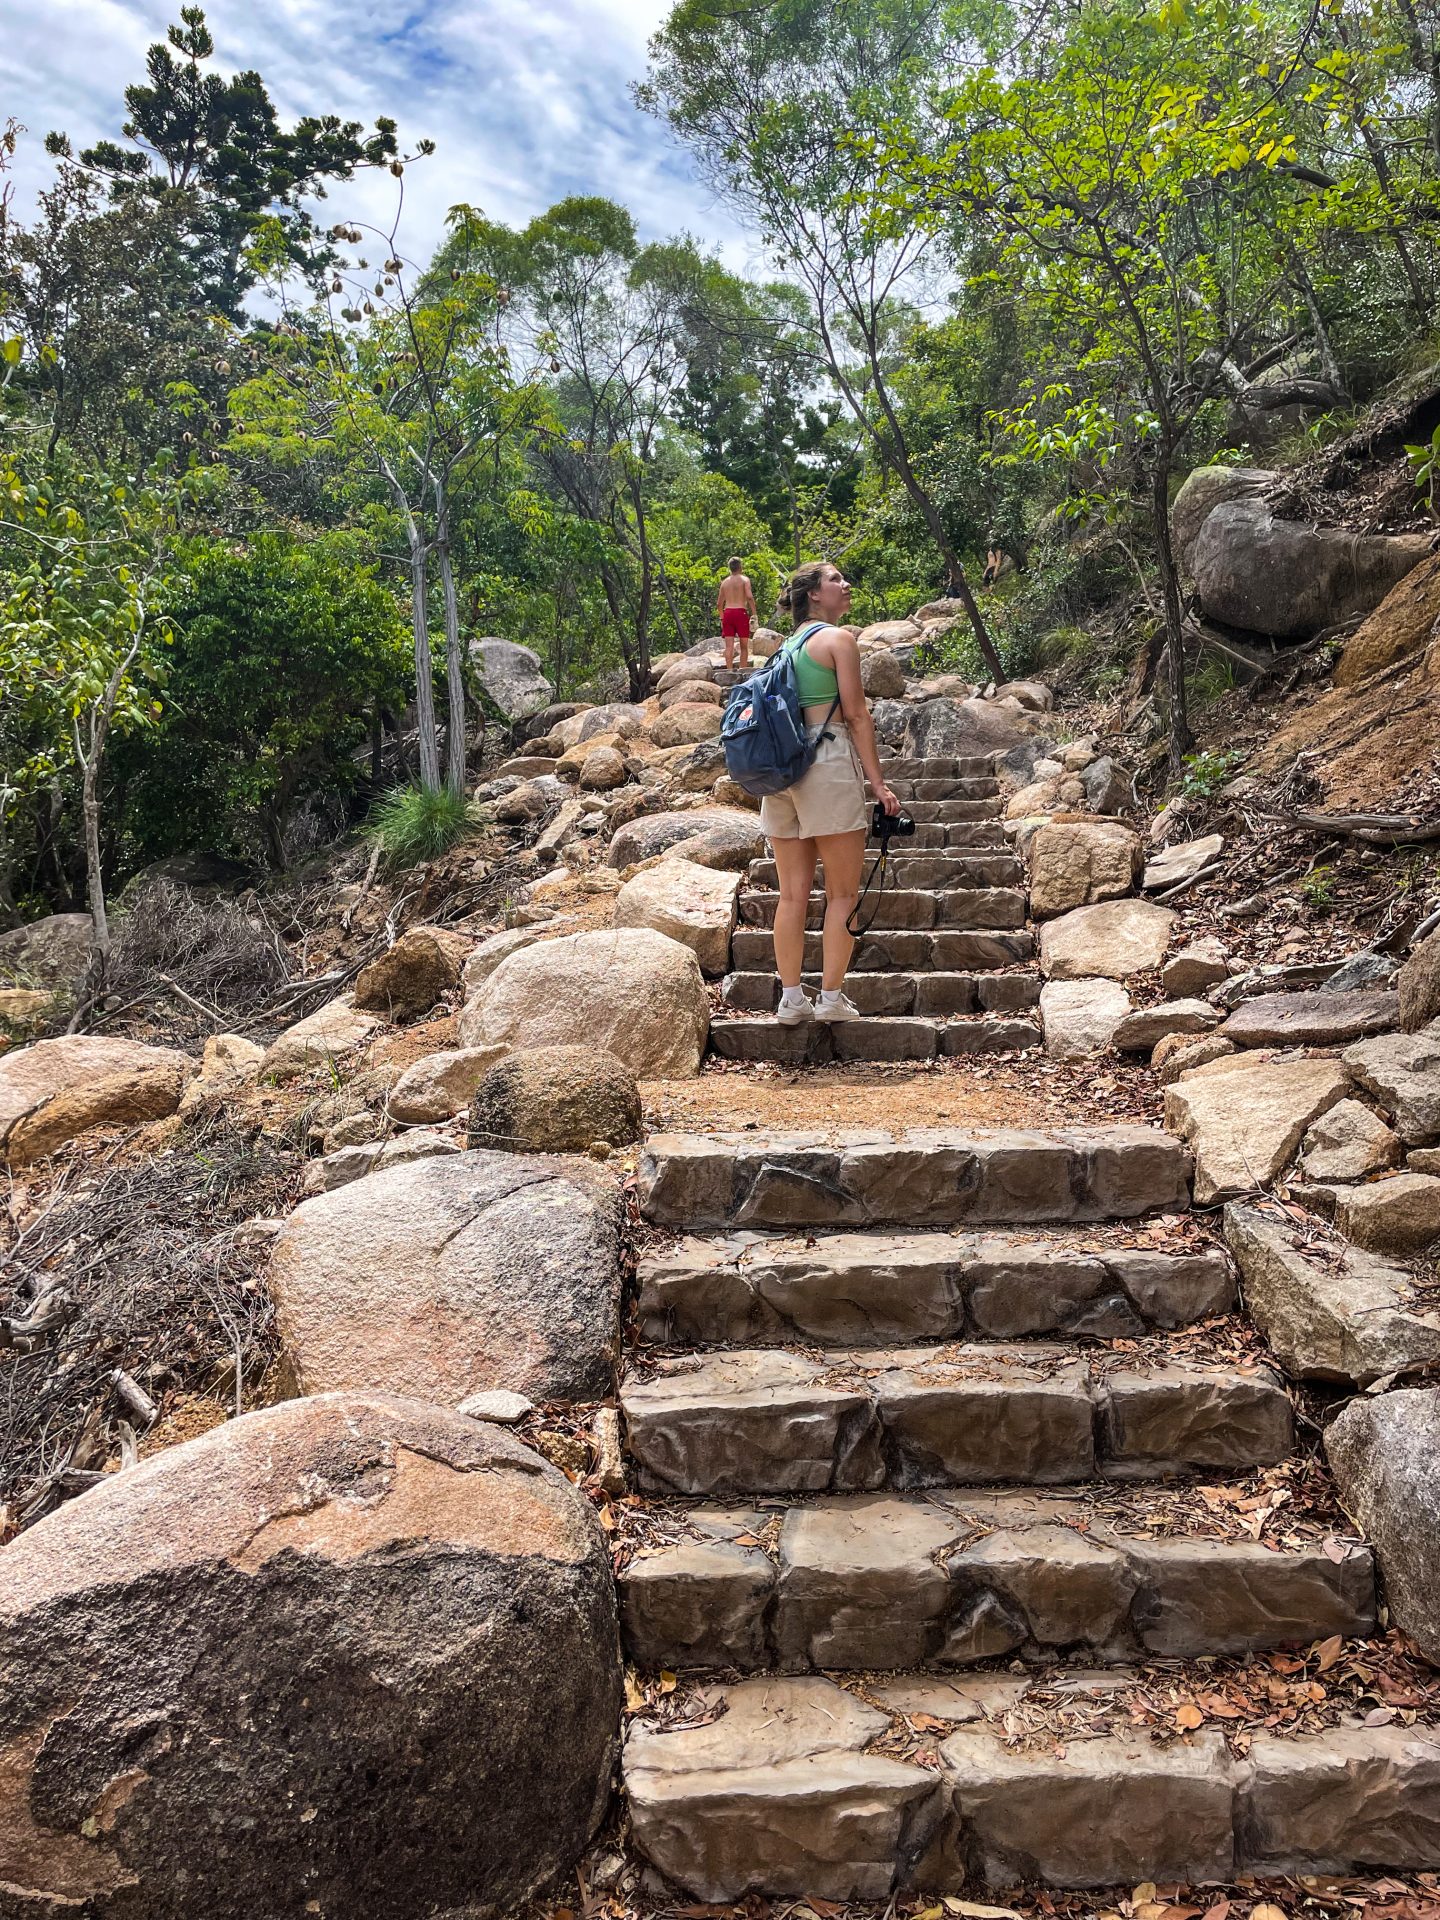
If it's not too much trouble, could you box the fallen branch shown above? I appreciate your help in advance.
[1152,859,1226,903]
[1257,806,1440,847]
[0,1286,78,1352]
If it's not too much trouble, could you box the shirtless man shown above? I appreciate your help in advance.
[717,557,758,671]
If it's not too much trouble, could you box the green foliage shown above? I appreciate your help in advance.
[1178,749,1242,799]
[1300,866,1338,912]
[367,783,480,870]
[1406,423,1440,519]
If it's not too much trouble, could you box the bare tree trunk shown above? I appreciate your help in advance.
[434,478,468,796]
[1151,465,1193,781]
[403,509,441,792]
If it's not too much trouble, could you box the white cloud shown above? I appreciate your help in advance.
[2,0,760,271]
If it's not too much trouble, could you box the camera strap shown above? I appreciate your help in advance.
[846,839,894,939]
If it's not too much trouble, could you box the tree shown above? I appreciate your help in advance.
[78,7,402,318]
[875,0,1349,773]
[640,0,1007,678]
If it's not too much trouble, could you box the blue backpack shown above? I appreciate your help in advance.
[720,623,841,797]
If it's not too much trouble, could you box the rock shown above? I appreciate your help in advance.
[1040,899,1177,981]
[861,650,908,698]
[0,1035,195,1164]
[1163,1053,1350,1204]
[556,702,648,747]
[650,703,723,748]
[708,774,762,812]
[1327,1387,1440,1662]
[0,988,63,1040]
[459,927,710,1078]
[468,1044,642,1153]
[354,925,471,1022]
[858,619,921,646]
[1112,1000,1222,1052]
[1039,979,1132,1060]
[1323,951,1395,994]
[1398,930,1440,1033]
[1330,1172,1440,1253]
[993,679,1053,711]
[659,678,725,710]
[303,1127,460,1195]
[1143,833,1225,892]
[1163,938,1232,996]
[611,806,757,871]
[671,820,766,872]
[1336,550,1440,688]
[614,858,742,975]
[461,924,564,996]
[471,636,554,719]
[271,1151,623,1401]
[556,733,628,780]
[664,740,727,793]
[578,746,628,790]
[0,1392,619,1919]
[903,696,1037,760]
[1080,756,1131,814]
[1005,777,1063,820]
[1153,1033,1236,1083]
[1299,1099,1401,1181]
[1191,500,1430,641]
[0,911,92,990]
[458,1387,534,1424]
[388,1045,508,1122]
[1028,820,1142,918]
[495,754,559,781]
[260,994,383,1081]
[494,777,563,824]
[520,700,589,742]
[1343,1021,1440,1143]
[1170,464,1276,572]
[1225,1203,1440,1386]
[1222,988,1398,1049]
[655,657,716,693]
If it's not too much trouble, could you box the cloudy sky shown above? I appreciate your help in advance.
[2,0,757,271]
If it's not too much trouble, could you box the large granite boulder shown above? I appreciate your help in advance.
[1221,989,1398,1049]
[1327,1388,1440,1663]
[614,858,742,974]
[1225,1203,1440,1386]
[1170,465,1275,573]
[0,911,92,991]
[902,697,1039,761]
[1336,551,1440,688]
[1191,500,1429,640]
[353,925,471,1022]
[468,1044,642,1154]
[269,1150,623,1402]
[861,650,907,698]
[650,704,723,749]
[1343,1020,1440,1143]
[470,637,554,720]
[611,806,757,872]
[1398,929,1440,1033]
[1163,1052,1349,1203]
[1028,820,1142,918]
[1299,1098,1401,1181]
[0,1035,195,1165]
[459,927,709,1078]
[0,1393,620,1920]
[387,1045,507,1123]
[1039,899,1177,980]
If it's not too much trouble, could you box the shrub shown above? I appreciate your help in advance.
[367,784,480,869]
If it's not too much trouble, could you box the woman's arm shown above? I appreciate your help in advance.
[823,628,900,813]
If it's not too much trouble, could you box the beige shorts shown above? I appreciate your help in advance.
[761,723,869,840]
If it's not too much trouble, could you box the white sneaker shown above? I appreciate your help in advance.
[815,992,862,1023]
[775,993,814,1025]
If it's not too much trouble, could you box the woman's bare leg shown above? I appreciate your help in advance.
[771,835,818,989]
[815,829,866,991]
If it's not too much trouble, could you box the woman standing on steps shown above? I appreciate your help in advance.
[762,561,901,1024]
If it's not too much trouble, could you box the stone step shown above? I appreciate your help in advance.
[624,1672,1430,1900]
[880,755,1000,780]
[748,852,1024,890]
[708,1016,1040,1065]
[618,1487,1375,1672]
[720,969,1042,1017]
[901,799,1002,824]
[909,821,1010,849]
[637,1126,1190,1229]
[884,776,1000,802]
[737,887,1027,932]
[729,928,1035,972]
[636,1228,1235,1347]
[620,1347,1292,1495]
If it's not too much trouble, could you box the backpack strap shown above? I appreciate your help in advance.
[785,621,842,737]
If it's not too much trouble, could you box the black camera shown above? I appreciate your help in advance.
[873,803,916,840]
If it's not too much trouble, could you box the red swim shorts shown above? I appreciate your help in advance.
[721,606,752,640]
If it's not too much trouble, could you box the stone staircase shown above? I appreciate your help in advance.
[715,753,1043,1061]
[614,1130,1440,1896]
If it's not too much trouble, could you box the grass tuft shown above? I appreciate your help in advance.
[367,783,480,868]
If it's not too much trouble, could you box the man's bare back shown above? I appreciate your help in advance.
[717,572,753,610]
[717,561,758,668]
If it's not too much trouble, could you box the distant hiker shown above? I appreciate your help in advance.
[762,561,901,1026]
[982,532,1016,587]
[717,557,758,671]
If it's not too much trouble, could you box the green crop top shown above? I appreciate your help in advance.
[784,621,840,706]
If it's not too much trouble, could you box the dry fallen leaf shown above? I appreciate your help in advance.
[1174,1702,1206,1730]
[1250,1904,1289,1920]
[1314,1633,1344,1670]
